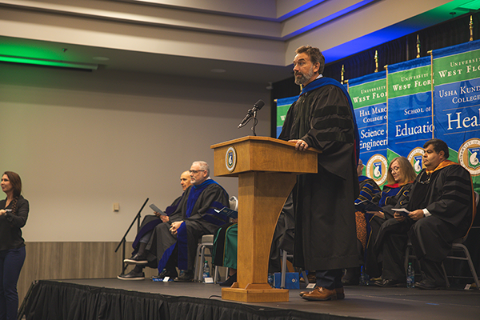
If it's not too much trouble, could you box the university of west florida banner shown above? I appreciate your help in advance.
[276,96,298,138]
[348,72,388,186]
[432,39,480,190]
[387,57,433,175]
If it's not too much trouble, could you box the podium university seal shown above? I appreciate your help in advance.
[225,146,237,172]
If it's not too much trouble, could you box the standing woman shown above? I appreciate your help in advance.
[0,171,29,320]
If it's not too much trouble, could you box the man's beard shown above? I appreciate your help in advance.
[294,66,315,85]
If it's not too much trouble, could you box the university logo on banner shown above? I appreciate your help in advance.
[459,138,480,176]
[408,147,425,174]
[366,154,388,185]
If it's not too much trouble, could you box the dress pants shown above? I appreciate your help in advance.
[0,247,26,320]
[316,269,343,290]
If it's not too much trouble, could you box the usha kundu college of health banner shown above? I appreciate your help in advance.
[348,72,388,186]
[432,39,480,191]
[386,57,433,175]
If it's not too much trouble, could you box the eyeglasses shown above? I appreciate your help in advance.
[390,166,400,173]
[189,170,205,174]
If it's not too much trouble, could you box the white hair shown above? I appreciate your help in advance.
[192,161,210,177]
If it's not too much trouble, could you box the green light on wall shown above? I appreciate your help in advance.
[0,55,98,71]
[458,0,480,10]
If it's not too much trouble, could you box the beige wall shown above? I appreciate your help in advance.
[0,63,271,242]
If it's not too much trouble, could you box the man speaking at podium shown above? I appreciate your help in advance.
[278,45,360,301]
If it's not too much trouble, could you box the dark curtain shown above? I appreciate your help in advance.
[23,280,363,320]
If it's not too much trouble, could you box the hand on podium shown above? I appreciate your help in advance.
[289,139,309,151]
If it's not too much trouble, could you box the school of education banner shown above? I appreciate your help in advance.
[386,57,433,175]
[348,72,388,186]
[432,39,480,190]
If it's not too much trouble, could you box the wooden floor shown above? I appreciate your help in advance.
[27,278,480,320]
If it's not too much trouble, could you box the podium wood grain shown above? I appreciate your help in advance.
[211,136,318,302]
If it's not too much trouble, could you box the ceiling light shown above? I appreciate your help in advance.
[0,55,98,71]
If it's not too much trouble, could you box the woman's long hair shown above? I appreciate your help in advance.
[386,157,417,185]
[3,171,22,214]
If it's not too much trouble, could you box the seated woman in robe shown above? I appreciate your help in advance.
[343,157,416,284]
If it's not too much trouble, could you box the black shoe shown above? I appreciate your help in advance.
[219,273,237,287]
[117,270,145,280]
[415,279,445,290]
[174,270,194,282]
[156,268,178,279]
[124,252,148,265]
[374,279,405,287]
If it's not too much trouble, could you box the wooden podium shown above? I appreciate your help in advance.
[210,136,318,302]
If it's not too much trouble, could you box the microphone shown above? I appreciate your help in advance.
[238,100,265,128]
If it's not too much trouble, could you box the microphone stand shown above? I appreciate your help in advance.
[115,197,149,275]
[251,110,258,136]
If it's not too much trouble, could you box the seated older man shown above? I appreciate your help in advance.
[122,161,229,281]
[374,139,475,289]
[118,170,191,280]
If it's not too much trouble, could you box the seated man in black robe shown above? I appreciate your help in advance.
[374,139,475,289]
[121,161,230,281]
[117,170,191,280]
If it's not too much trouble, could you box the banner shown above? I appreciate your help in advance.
[274,40,480,192]
[387,57,433,174]
[432,39,480,190]
[348,72,388,186]
[276,96,298,138]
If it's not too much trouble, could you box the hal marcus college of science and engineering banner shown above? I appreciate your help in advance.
[347,72,388,186]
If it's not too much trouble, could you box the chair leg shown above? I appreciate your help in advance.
[441,263,450,288]
[213,265,218,284]
[301,269,309,285]
[198,246,206,282]
[461,245,480,289]
[281,250,287,289]
[194,244,202,282]
[404,244,411,276]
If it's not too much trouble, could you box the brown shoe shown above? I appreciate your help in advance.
[300,287,344,299]
[299,290,308,297]
[301,287,337,301]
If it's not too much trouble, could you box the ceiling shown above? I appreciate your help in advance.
[1,0,479,84]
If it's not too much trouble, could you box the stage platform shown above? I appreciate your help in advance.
[22,278,480,320]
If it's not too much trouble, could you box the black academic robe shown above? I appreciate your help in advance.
[407,164,474,261]
[268,192,295,273]
[279,79,359,271]
[364,183,413,278]
[131,195,183,253]
[375,163,474,280]
[146,180,229,272]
